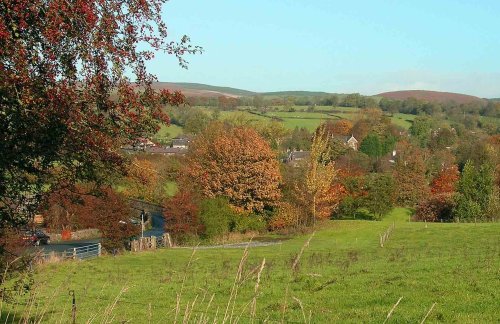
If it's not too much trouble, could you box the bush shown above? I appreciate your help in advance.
[333,196,359,219]
[163,191,204,242]
[269,202,301,230]
[414,193,455,222]
[199,197,236,239]
[231,213,267,233]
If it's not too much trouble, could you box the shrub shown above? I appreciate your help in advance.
[163,191,204,242]
[269,202,301,231]
[231,213,267,233]
[414,193,455,222]
[199,197,236,239]
[43,186,138,251]
[333,196,360,219]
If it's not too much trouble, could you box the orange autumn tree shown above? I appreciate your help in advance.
[323,119,353,136]
[184,122,281,213]
[124,158,160,202]
[431,164,460,195]
[415,164,459,222]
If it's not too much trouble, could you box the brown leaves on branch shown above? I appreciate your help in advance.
[322,120,353,136]
[183,122,281,213]
[163,190,204,240]
[393,141,430,207]
[43,185,139,250]
[123,158,161,202]
[431,164,459,195]
[0,0,201,229]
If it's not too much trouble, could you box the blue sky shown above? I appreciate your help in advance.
[147,0,500,97]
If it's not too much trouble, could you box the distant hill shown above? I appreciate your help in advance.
[377,90,486,104]
[152,82,255,98]
[261,91,333,97]
[152,83,337,98]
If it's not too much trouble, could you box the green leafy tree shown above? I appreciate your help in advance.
[453,161,494,221]
[199,197,237,239]
[362,174,395,219]
[257,120,291,150]
[184,109,210,134]
[409,116,432,147]
[252,95,265,109]
[283,127,312,151]
[359,133,383,158]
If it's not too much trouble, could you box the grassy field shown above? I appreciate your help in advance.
[154,124,184,143]
[391,113,416,129]
[154,107,417,138]
[3,208,499,323]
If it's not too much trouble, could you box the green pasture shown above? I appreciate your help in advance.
[153,124,184,143]
[155,107,417,137]
[391,113,416,129]
[4,208,499,323]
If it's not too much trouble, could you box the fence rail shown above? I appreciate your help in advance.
[37,243,102,263]
[37,233,172,264]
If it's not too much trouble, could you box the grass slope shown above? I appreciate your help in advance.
[5,208,499,323]
[156,82,256,97]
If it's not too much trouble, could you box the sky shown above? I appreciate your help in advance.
[147,0,500,98]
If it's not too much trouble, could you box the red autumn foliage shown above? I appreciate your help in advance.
[163,191,204,240]
[414,193,455,222]
[430,164,460,195]
[43,185,139,250]
[0,0,201,231]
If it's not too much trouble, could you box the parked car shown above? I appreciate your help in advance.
[22,230,50,246]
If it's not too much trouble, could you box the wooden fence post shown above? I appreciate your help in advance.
[72,248,77,260]
[164,233,172,248]
[97,243,102,256]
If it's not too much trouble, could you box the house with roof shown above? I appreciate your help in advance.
[285,150,310,166]
[332,135,359,151]
[171,135,191,149]
[144,146,188,156]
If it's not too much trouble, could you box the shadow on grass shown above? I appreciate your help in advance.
[1,312,29,323]
[333,208,377,221]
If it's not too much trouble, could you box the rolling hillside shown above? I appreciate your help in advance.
[377,90,486,104]
[152,82,255,97]
[152,83,337,98]
[152,83,489,105]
